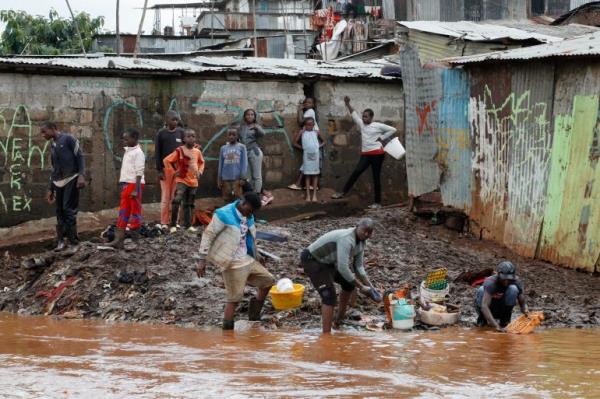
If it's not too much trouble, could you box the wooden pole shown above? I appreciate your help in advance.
[65,0,87,55]
[115,0,121,55]
[253,0,257,57]
[133,0,149,61]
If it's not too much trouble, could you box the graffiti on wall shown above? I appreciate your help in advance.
[0,105,48,214]
[415,100,437,135]
[191,99,293,161]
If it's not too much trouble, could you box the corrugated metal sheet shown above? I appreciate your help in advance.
[540,60,600,272]
[503,63,555,257]
[444,31,600,64]
[199,12,311,32]
[440,0,465,21]
[438,68,472,210]
[0,56,395,80]
[546,0,571,14]
[408,0,441,20]
[465,0,483,21]
[399,45,442,197]
[570,0,598,9]
[493,21,600,38]
[399,21,561,42]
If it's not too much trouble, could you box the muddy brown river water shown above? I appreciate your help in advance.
[0,312,598,398]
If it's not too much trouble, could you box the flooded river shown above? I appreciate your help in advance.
[0,313,598,398]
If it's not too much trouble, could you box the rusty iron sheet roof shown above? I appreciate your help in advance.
[0,55,396,80]
[398,20,562,43]
[443,30,600,64]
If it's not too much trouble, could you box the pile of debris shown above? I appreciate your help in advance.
[0,207,598,330]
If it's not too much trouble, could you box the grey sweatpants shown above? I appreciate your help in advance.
[246,147,263,193]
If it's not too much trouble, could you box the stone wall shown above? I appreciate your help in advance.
[0,73,405,227]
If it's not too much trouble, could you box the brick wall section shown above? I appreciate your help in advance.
[0,74,404,227]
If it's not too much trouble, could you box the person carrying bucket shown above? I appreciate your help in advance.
[331,96,397,209]
[475,261,529,332]
[300,218,382,333]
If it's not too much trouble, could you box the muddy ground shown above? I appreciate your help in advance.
[0,207,598,330]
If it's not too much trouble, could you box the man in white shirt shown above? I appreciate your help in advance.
[332,96,397,209]
[106,128,145,249]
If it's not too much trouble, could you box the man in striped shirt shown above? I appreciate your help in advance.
[301,218,382,333]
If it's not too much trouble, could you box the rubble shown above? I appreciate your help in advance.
[0,207,598,329]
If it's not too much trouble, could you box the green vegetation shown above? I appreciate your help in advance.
[0,9,105,55]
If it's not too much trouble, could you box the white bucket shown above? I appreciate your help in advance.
[392,318,415,330]
[419,281,450,304]
[384,137,406,160]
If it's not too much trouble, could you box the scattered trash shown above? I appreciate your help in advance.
[256,231,289,243]
[258,248,282,262]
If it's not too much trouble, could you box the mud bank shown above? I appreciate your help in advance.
[0,207,598,330]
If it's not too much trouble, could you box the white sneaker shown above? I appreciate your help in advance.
[187,226,198,233]
[367,203,382,209]
[169,226,177,234]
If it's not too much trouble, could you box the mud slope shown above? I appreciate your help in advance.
[0,207,598,329]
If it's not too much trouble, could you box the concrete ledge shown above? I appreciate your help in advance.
[0,188,361,252]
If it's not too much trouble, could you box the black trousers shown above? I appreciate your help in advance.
[55,178,80,240]
[171,182,197,228]
[342,154,385,203]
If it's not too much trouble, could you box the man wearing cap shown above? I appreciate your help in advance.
[475,261,529,332]
[301,218,382,333]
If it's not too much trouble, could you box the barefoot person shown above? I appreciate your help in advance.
[293,117,324,202]
[197,192,274,330]
[301,218,382,333]
[332,96,397,209]
[238,109,265,194]
[475,261,529,332]
[41,121,86,251]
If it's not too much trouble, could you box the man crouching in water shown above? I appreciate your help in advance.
[301,218,382,333]
[197,192,275,330]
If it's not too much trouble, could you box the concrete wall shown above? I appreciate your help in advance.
[0,73,405,227]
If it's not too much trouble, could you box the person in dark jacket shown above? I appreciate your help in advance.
[41,121,86,251]
[155,111,184,227]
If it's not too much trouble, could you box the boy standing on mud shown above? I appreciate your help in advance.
[41,121,86,251]
[218,129,248,203]
[163,129,205,233]
[106,128,145,249]
[155,111,184,228]
[197,192,274,330]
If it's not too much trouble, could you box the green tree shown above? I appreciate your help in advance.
[0,9,105,55]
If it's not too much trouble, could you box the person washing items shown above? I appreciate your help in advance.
[163,129,205,233]
[105,128,145,249]
[218,129,248,203]
[41,121,86,251]
[301,218,382,333]
[475,261,529,332]
[197,192,275,330]
[155,110,184,228]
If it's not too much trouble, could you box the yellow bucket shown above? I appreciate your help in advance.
[269,283,305,310]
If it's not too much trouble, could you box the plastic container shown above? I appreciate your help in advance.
[391,299,415,330]
[384,137,406,160]
[419,280,450,304]
[417,305,460,326]
[269,283,305,310]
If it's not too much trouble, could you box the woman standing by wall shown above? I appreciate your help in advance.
[238,109,265,194]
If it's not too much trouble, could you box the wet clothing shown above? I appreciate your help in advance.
[117,183,144,229]
[301,129,321,175]
[49,133,85,243]
[342,153,385,204]
[301,249,355,306]
[238,123,265,193]
[155,127,184,225]
[218,143,248,181]
[154,127,184,172]
[199,201,274,302]
[119,145,145,184]
[351,110,396,154]
[170,183,196,228]
[222,260,274,303]
[475,275,524,327]
[307,228,367,284]
[163,146,205,188]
